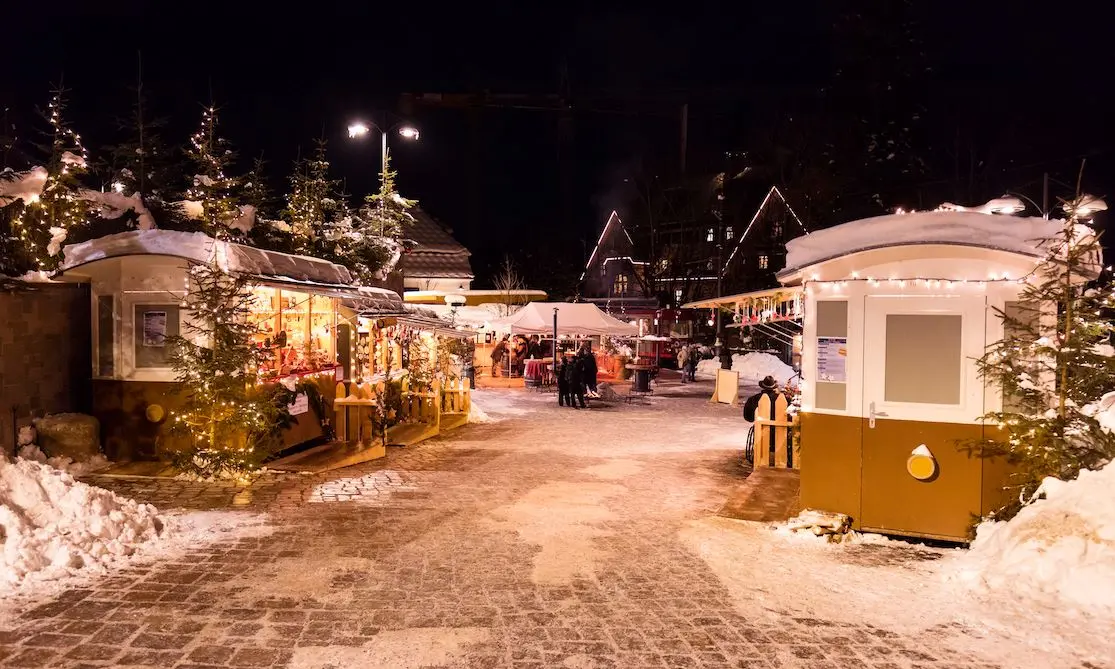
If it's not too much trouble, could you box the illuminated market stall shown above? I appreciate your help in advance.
[58,229,403,460]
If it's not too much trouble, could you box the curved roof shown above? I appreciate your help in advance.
[781,211,1064,276]
[61,229,353,285]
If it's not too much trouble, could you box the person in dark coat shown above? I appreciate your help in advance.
[578,343,598,397]
[528,335,541,359]
[743,376,781,422]
[563,351,585,408]
[556,355,569,406]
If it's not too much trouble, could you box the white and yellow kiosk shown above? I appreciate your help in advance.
[778,204,1073,541]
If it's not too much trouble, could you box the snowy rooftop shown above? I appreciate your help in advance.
[782,210,1065,276]
[61,229,352,284]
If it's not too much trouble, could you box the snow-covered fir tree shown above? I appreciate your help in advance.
[359,150,415,238]
[5,87,91,273]
[344,150,410,283]
[282,140,340,256]
[973,191,1115,518]
[166,255,287,478]
[184,105,240,241]
[104,76,183,220]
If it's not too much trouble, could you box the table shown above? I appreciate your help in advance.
[626,363,656,393]
[524,358,554,387]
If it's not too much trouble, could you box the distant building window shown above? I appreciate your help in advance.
[656,258,669,272]
[706,228,714,242]
[772,221,783,237]
[674,288,683,304]
[758,255,769,269]
[725,226,734,240]
[613,273,629,294]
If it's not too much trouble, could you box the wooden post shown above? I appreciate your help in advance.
[335,382,348,442]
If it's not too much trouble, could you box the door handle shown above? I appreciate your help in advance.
[869,402,888,428]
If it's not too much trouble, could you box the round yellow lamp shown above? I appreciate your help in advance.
[907,444,937,480]
[145,403,166,423]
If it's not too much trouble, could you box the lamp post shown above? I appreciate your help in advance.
[347,117,420,187]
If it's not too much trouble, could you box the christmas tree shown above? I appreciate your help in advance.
[282,140,341,256]
[184,105,240,240]
[972,184,1115,518]
[347,151,410,283]
[7,86,91,273]
[103,68,184,224]
[166,253,287,478]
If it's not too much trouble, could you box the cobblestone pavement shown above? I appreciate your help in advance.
[0,388,1004,669]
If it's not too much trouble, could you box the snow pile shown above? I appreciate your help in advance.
[0,456,164,585]
[17,445,109,477]
[947,461,1115,616]
[695,352,796,386]
[784,210,1065,272]
[1082,390,1115,435]
[468,399,495,424]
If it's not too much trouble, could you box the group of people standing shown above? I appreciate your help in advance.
[490,334,547,377]
[557,343,598,409]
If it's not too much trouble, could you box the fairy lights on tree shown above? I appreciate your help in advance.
[166,253,287,478]
[7,87,90,272]
[970,175,1115,519]
[283,140,341,256]
[185,105,240,241]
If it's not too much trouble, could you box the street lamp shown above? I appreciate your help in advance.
[347,117,420,186]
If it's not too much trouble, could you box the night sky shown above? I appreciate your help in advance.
[3,2,1113,290]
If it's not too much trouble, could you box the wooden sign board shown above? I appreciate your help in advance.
[710,369,740,405]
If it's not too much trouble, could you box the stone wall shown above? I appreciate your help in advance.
[0,280,91,456]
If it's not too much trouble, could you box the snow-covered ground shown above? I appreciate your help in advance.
[0,454,269,615]
[696,351,797,385]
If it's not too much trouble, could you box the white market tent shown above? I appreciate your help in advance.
[488,301,638,336]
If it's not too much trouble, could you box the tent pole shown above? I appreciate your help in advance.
[553,308,559,405]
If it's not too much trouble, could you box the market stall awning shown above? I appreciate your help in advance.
[682,286,804,326]
[402,288,548,306]
[488,302,638,336]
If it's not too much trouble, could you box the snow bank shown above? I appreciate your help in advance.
[784,210,1065,273]
[467,399,495,424]
[695,352,795,385]
[947,461,1115,616]
[17,445,109,477]
[0,456,164,585]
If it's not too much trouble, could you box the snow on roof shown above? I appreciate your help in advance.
[783,210,1066,274]
[61,229,354,286]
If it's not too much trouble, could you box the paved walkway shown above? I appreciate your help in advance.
[0,387,1000,669]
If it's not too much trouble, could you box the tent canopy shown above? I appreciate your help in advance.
[488,302,638,336]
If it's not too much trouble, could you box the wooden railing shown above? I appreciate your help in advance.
[441,377,470,415]
[752,393,800,469]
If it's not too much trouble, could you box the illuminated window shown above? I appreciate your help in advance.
[674,288,683,304]
[656,258,668,272]
[613,273,628,294]
[725,226,734,240]
[758,255,769,269]
[772,221,783,237]
[706,228,714,242]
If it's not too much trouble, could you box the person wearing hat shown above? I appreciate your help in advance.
[743,375,781,422]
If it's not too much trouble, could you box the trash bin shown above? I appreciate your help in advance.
[633,368,651,393]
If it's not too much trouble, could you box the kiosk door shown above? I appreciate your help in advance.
[859,295,988,540]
